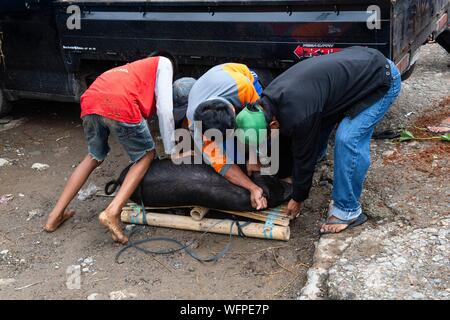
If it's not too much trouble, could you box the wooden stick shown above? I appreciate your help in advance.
[294,261,310,269]
[95,191,114,197]
[123,203,291,227]
[91,278,109,283]
[150,256,174,273]
[272,249,295,274]
[15,281,42,291]
[190,206,209,221]
[219,209,290,227]
[212,245,290,256]
[121,210,290,241]
[273,273,302,297]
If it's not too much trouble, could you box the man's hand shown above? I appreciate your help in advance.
[250,186,267,210]
[287,199,301,219]
[222,164,267,210]
[246,162,261,176]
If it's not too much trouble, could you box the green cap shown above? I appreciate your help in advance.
[235,105,268,146]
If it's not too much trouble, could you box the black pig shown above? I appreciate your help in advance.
[105,159,291,211]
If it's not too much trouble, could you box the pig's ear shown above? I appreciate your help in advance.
[280,180,293,201]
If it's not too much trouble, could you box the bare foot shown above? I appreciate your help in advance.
[44,210,75,232]
[99,210,128,244]
[319,215,349,234]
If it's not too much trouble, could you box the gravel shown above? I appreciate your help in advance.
[327,218,449,300]
[299,43,450,300]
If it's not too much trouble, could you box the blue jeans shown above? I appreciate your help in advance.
[330,59,401,221]
[317,124,336,162]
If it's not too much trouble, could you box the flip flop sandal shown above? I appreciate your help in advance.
[426,123,450,134]
[319,213,368,235]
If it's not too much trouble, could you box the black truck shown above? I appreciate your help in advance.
[0,0,449,116]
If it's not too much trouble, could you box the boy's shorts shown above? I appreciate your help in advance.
[82,114,155,162]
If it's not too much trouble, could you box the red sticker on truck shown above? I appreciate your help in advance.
[294,44,342,59]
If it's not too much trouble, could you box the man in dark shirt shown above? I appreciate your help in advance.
[237,46,401,234]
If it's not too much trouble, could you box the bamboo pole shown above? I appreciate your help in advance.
[190,206,209,221]
[121,210,290,241]
[123,202,291,227]
[219,209,290,227]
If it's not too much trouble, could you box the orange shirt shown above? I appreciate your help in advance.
[187,63,260,175]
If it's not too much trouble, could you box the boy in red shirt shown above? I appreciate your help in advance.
[44,56,175,244]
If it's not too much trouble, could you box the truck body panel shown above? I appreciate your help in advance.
[0,0,448,104]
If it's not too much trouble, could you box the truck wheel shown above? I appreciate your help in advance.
[401,63,416,81]
[0,90,12,117]
[436,29,450,53]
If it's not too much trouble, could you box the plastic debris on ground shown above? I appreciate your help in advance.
[0,194,14,205]
[77,183,99,201]
[31,163,50,171]
[0,158,11,167]
[26,209,42,221]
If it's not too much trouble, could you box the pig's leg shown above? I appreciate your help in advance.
[44,154,101,232]
[99,150,155,244]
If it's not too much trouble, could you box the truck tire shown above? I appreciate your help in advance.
[436,29,450,53]
[0,90,12,117]
[401,63,416,81]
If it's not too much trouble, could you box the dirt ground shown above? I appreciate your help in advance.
[0,43,449,300]
[0,92,323,301]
